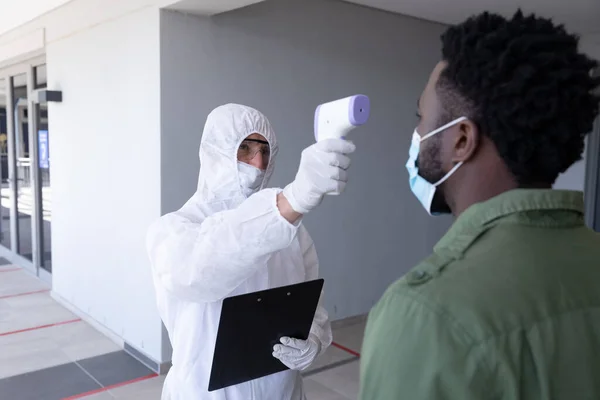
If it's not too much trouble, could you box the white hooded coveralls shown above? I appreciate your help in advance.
[147,104,332,399]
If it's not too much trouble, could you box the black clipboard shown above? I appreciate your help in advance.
[208,279,324,392]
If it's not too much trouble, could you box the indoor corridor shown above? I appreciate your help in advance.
[0,260,365,400]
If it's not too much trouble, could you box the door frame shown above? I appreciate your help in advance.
[0,55,50,284]
[584,117,600,231]
[584,67,600,232]
[31,92,49,277]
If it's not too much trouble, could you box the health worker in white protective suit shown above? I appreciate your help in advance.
[146,103,356,399]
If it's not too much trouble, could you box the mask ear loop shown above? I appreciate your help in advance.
[420,117,468,142]
[433,161,463,187]
[418,116,468,187]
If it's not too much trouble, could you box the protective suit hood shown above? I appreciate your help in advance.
[196,103,278,203]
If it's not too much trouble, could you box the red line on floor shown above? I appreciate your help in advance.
[0,268,21,273]
[0,289,50,300]
[0,318,82,337]
[62,373,159,399]
[332,341,361,358]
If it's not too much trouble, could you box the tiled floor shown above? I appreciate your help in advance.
[0,265,366,399]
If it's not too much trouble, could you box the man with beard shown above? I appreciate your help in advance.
[360,10,600,400]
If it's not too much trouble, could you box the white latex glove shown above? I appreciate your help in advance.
[283,139,356,214]
[272,335,321,371]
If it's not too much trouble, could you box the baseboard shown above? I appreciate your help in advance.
[331,314,367,330]
[125,342,172,375]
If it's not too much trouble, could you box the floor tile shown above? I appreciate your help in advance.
[77,351,155,387]
[49,320,121,361]
[304,378,352,400]
[0,319,81,380]
[78,392,115,400]
[310,359,360,400]
[304,357,360,378]
[306,344,355,374]
[0,329,59,359]
[0,270,48,297]
[2,291,54,307]
[0,298,11,324]
[0,347,73,379]
[0,300,78,334]
[109,375,165,399]
[0,318,118,380]
[23,301,78,323]
[0,362,101,400]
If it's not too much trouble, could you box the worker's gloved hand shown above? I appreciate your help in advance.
[272,335,321,371]
[283,139,356,214]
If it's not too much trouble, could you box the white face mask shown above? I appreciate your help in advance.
[237,161,265,197]
[406,117,467,215]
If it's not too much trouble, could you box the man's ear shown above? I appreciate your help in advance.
[452,120,479,163]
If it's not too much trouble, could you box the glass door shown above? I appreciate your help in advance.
[32,63,51,274]
[11,73,34,261]
[0,57,50,281]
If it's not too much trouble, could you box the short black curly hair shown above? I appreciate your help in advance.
[438,10,600,185]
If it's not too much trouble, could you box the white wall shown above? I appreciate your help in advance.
[48,7,165,362]
[160,0,451,320]
[0,0,71,36]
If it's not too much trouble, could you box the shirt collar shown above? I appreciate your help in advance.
[434,189,585,256]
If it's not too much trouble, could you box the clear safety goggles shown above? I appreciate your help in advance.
[237,138,270,163]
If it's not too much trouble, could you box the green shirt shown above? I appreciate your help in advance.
[360,189,600,400]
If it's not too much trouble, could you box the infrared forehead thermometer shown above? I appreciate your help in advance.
[314,95,370,142]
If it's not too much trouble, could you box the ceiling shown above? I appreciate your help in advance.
[168,0,599,38]
[167,0,263,15]
[345,0,600,41]
[166,0,599,55]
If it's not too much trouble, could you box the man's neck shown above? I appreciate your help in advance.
[449,174,519,218]
[450,182,553,217]
[445,143,553,217]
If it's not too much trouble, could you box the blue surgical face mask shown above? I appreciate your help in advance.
[406,117,467,215]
